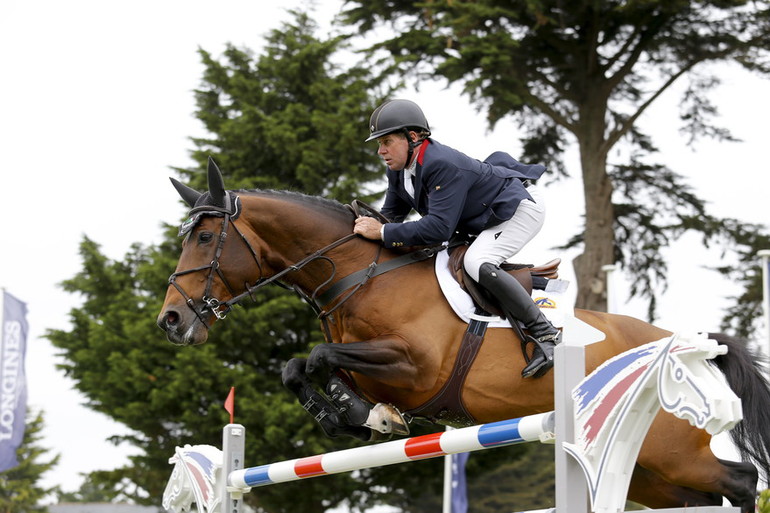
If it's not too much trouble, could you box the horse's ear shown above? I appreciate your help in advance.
[170,177,202,208]
[207,157,226,207]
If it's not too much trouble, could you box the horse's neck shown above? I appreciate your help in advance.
[240,195,373,291]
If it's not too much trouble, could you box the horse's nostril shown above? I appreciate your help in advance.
[161,311,179,329]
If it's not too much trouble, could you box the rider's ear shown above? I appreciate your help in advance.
[170,177,202,208]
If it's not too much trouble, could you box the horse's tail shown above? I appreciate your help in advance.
[709,332,770,480]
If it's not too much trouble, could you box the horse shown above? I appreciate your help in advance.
[157,159,770,513]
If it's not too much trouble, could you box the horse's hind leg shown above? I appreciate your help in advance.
[638,417,759,513]
[282,358,372,441]
[635,457,758,513]
[628,463,722,509]
[715,458,759,512]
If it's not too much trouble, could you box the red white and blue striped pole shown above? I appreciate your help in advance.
[228,412,554,489]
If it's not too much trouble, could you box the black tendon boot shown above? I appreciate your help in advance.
[326,375,371,426]
[477,262,562,378]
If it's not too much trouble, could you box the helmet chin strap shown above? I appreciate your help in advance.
[402,128,423,170]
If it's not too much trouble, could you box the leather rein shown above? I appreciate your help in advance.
[167,200,435,336]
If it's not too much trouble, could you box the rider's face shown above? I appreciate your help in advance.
[376,132,415,171]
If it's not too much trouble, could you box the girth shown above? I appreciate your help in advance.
[404,316,489,426]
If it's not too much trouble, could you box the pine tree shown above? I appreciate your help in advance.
[0,410,59,513]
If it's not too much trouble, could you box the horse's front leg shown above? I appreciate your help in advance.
[281,357,372,441]
[306,338,421,387]
[306,339,419,435]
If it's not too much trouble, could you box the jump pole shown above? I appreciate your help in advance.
[226,412,554,489]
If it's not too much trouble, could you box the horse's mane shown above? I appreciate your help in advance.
[234,189,355,223]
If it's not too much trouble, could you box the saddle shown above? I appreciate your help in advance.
[446,243,560,318]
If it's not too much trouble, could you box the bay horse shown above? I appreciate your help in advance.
[157,159,770,512]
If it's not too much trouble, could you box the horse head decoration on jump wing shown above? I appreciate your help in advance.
[565,332,743,513]
[162,444,223,513]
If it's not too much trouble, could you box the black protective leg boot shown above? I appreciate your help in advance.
[326,375,371,426]
[478,262,561,378]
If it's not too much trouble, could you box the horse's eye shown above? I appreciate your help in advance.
[198,232,214,244]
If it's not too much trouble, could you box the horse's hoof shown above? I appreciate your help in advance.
[365,403,410,435]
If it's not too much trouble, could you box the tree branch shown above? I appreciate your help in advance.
[602,62,695,155]
[525,90,577,133]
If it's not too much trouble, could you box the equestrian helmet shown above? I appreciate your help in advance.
[365,99,431,142]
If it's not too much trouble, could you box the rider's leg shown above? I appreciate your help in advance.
[477,262,561,377]
[464,186,560,378]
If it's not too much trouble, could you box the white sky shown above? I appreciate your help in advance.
[1,0,768,500]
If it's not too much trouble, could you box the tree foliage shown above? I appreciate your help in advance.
[341,0,770,327]
[179,10,387,198]
[0,411,59,513]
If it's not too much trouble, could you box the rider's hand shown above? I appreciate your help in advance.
[353,217,383,240]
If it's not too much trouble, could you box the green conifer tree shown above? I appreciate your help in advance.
[0,410,59,513]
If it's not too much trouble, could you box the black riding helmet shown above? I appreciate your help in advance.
[366,99,431,170]
[365,99,431,142]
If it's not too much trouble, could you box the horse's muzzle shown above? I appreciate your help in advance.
[157,307,210,346]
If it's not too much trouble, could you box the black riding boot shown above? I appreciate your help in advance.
[477,262,561,378]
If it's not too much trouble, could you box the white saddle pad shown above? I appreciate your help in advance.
[434,248,574,329]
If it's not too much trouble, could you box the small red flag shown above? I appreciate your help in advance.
[224,387,235,424]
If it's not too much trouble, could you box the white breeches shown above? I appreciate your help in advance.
[463,185,546,282]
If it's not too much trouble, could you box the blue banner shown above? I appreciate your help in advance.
[450,452,469,513]
[0,291,28,472]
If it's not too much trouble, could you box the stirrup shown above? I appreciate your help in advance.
[520,332,560,379]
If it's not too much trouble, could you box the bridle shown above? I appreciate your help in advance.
[167,203,363,329]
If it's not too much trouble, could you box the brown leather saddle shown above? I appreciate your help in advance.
[446,244,560,317]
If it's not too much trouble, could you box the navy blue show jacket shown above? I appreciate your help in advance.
[380,139,547,248]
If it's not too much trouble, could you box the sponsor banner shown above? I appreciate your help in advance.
[0,291,28,472]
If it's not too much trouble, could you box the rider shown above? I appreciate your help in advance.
[353,99,561,378]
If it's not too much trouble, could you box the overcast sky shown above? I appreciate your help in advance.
[1,0,768,499]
